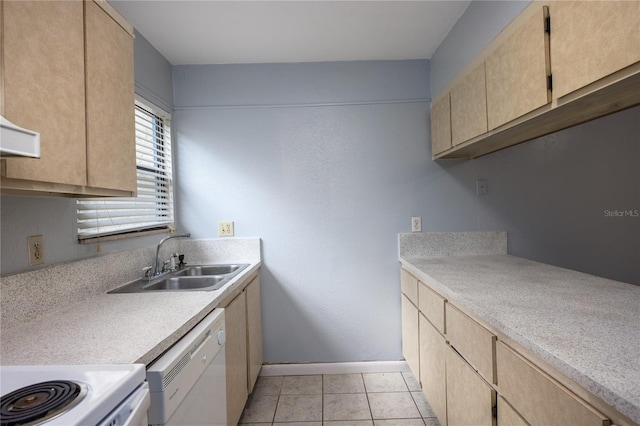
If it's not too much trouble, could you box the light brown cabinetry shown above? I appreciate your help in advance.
[246,276,263,393]
[85,1,136,192]
[224,291,248,426]
[418,281,446,334]
[496,342,610,426]
[550,1,640,99]
[430,93,452,155]
[451,63,488,145]
[0,0,136,197]
[497,396,528,426]
[222,273,264,426]
[419,314,447,426]
[431,1,640,160]
[446,346,496,426]
[1,1,87,186]
[400,268,420,377]
[401,294,420,378]
[485,6,550,130]
[445,304,496,384]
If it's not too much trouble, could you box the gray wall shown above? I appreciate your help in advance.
[173,60,484,363]
[431,0,639,284]
[0,32,174,275]
[430,0,530,95]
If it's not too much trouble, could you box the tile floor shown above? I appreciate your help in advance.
[239,371,441,426]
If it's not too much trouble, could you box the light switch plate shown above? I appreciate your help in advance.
[218,221,234,237]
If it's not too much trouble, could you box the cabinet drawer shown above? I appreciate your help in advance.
[400,268,419,305]
[497,396,528,426]
[446,304,496,384]
[418,282,446,334]
[446,346,496,426]
[496,342,610,426]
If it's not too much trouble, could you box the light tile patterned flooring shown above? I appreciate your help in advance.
[239,371,442,426]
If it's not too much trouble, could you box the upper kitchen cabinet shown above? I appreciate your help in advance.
[550,1,640,99]
[485,5,550,130]
[451,63,488,145]
[430,93,452,156]
[0,0,136,197]
[432,0,640,160]
[85,1,136,193]
[1,1,87,187]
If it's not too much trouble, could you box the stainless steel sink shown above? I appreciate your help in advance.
[143,276,228,291]
[172,264,246,277]
[108,263,250,293]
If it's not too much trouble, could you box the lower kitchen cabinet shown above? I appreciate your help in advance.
[496,341,610,426]
[497,396,528,426]
[419,313,447,426]
[446,346,496,426]
[246,275,263,393]
[401,293,420,378]
[222,272,263,426]
[224,290,248,426]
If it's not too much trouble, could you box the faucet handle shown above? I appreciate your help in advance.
[142,266,153,278]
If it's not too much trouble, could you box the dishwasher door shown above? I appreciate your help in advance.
[147,308,227,426]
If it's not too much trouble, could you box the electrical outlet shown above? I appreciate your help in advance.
[28,235,45,266]
[218,221,234,237]
[411,217,422,232]
[477,179,488,195]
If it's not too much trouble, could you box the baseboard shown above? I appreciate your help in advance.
[259,361,410,376]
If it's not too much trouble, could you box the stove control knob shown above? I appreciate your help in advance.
[217,329,226,346]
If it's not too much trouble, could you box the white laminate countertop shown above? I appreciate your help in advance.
[400,254,640,425]
[0,261,260,366]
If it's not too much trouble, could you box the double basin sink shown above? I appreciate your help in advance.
[108,263,250,294]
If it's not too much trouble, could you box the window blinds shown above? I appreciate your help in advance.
[77,103,173,240]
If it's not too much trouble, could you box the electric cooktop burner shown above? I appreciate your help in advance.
[0,380,87,426]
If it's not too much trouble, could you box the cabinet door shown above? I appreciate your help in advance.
[85,1,136,193]
[497,396,528,426]
[446,304,496,384]
[431,93,452,156]
[451,63,488,145]
[401,294,420,378]
[496,342,610,426]
[550,1,640,99]
[225,292,248,426]
[486,6,551,130]
[2,0,86,185]
[446,346,496,426]
[419,314,447,426]
[246,276,263,393]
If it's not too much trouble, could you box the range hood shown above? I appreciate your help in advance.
[0,115,41,158]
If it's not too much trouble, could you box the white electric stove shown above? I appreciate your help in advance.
[0,364,150,426]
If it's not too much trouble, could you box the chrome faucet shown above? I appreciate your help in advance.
[145,233,191,280]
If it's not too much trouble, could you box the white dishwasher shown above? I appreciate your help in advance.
[146,308,227,426]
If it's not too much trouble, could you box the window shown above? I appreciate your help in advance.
[77,100,173,242]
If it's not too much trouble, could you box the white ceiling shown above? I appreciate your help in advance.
[109,1,471,65]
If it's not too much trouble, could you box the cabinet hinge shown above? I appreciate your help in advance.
[545,16,551,34]
[547,74,553,91]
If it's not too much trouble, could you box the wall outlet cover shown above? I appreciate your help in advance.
[218,221,234,237]
[411,217,422,232]
[28,235,45,266]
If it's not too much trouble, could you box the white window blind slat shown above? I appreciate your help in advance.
[77,101,173,240]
